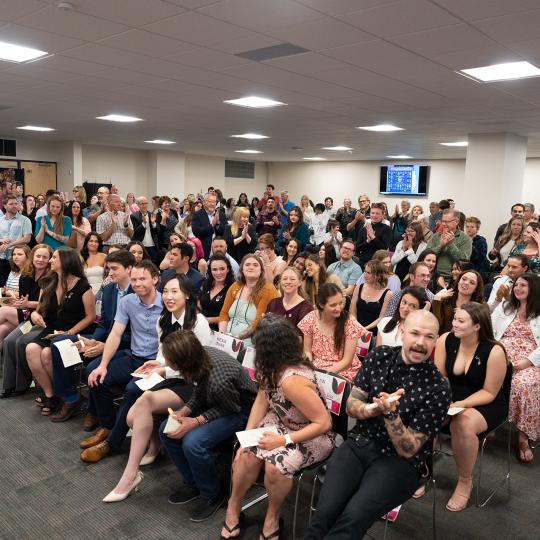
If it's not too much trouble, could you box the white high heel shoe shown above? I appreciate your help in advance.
[102,471,144,503]
[139,454,157,466]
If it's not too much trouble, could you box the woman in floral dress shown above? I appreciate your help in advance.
[221,314,335,540]
[492,273,540,463]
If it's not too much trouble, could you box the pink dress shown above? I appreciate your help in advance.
[298,310,364,381]
[500,317,540,441]
[249,366,335,477]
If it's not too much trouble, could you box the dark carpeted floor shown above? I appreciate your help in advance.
[0,386,538,540]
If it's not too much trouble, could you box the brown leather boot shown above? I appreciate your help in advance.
[80,441,110,463]
[80,427,111,449]
[50,399,82,423]
[83,413,99,432]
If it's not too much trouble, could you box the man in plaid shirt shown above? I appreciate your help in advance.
[96,194,133,248]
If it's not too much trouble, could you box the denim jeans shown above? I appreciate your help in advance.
[305,436,420,540]
[159,410,249,501]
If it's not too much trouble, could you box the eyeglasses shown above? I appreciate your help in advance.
[441,219,456,224]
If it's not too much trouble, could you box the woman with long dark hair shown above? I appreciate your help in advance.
[67,200,91,251]
[391,221,427,282]
[279,205,310,251]
[298,282,365,381]
[435,302,507,511]
[222,314,334,539]
[302,254,343,306]
[488,216,524,270]
[102,273,212,502]
[22,194,37,233]
[199,254,235,331]
[81,232,106,295]
[34,194,73,249]
[26,248,95,414]
[416,249,446,293]
[492,273,540,463]
[127,241,151,263]
[282,238,300,266]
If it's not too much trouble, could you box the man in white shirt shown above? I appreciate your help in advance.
[96,194,133,249]
[487,254,529,312]
[130,196,159,263]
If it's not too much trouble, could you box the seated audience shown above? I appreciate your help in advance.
[199,254,235,331]
[67,200,91,251]
[266,267,313,330]
[327,239,363,297]
[222,314,334,539]
[279,206,310,251]
[219,254,278,345]
[351,260,392,335]
[224,207,257,264]
[377,286,429,347]
[81,232,107,295]
[281,238,300,267]
[101,273,212,499]
[127,240,151,263]
[0,244,52,398]
[27,248,95,415]
[49,250,135,423]
[35,194,72,250]
[465,217,488,273]
[391,221,427,282]
[356,249,401,293]
[335,198,357,236]
[416,249,446,293]
[203,236,239,279]
[487,254,528,312]
[492,274,540,463]
[324,219,342,259]
[159,233,185,270]
[319,242,338,268]
[126,192,139,213]
[390,200,411,250]
[493,203,525,244]
[298,283,364,381]
[156,196,179,248]
[303,254,343,306]
[355,203,392,269]
[3,245,30,296]
[300,194,315,226]
[434,302,507,511]
[433,270,485,333]
[159,331,257,521]
[306,311,450,539]
[509,221,540,273]
[293,251,308,276]
[449,260,475,288]
[80,261,162,460]
[22,194,37,233]
[426,209,472,283]
[160,243,204,295]
[257,233,287,284]
[488,216,524,271]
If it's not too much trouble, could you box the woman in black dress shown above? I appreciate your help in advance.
[26,247,95,415]
[199,254,235,330]
[434,302,507,512]
[224,207,257,263]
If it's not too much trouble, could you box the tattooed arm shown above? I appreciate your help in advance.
[383,415,428,458]
[346,386,377,420]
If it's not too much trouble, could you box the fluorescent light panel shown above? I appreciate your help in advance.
[235,149,263,154]
[17,125,54,132]
[322,146,353,151]
[440,141,468,147]
[387,155,413,159]
[97,114,143,123]
[357,124,403,132]
[303,157,326,161]
[144,139,176,144]
[459,61,540,82]
[224,96,286,108]
[0,41,48,62]
[230,133,269,139]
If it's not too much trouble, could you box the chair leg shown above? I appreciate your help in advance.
[292,471,304,540]
[431,477,437,540]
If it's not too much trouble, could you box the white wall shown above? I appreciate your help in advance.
[268,159,466,213]
[522,158,540,205]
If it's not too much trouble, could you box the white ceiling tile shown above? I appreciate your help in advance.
[212,35,282,54]
[294,0,396,16]
[268,16,374,50]
[0,0,45,21]
[17,5,129,41]
[264,53,349,75]
[473,9,540,45]
[426,45,521,71]
[143,11,258,46]
[163,45,252,70]
[0,23,83,52]
[2,63,80,83]
[166,0,222,7]
[29,55,110,75]
[433,0,540,21]
[199,0,321,32]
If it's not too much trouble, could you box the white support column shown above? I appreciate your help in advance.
[147,150,185,199]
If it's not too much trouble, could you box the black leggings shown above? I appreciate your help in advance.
[305,436,420,540]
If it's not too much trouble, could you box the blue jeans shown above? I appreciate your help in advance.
[159,410,249,501]
[86,350,146,430]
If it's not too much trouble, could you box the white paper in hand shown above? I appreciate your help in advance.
[163,415,182,434]
[447,407,465,416]
[53,339,83,368]
[365,393,401,412]
[236,426,279,448]
[134,372,164,391]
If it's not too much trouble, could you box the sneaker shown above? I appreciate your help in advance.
[168,485,200,505]
[189,491,226,522]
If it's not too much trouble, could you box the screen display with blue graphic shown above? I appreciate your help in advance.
[379,165,429,196]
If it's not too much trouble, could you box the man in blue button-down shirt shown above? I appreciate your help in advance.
[328,239,363,297]
[80,260,162,460]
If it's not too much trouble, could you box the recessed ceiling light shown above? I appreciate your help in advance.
[97,114,143,123]
[224,96,286,108]
[0,41,48,63]
[458,61,540,82]
[322,146,353,151]
[303,157,327,161]
[440,141,468,147]
[357,124,403,132]
[230,133,269,139]
[144,139,176,145]
[387,155,413,159]
[17,125,55,132]
[235,149,263,154]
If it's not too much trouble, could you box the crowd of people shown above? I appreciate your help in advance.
[0,178,538,538]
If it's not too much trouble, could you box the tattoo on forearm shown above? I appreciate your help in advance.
[385,416,428,456]
[389,422,405,436]
[350,387,368,402]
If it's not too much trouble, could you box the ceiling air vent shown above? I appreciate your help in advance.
[225,160,255,179]
[0,139,16,157]
[236,43,309,62]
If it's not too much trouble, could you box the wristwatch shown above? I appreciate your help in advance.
[382,410,399,421]
[284,433,295,447]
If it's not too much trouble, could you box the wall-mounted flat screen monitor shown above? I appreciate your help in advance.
[379,165,429,196]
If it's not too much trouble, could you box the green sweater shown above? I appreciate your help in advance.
[426,230,472,279]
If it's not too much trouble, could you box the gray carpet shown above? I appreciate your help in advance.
[0,387,538,540]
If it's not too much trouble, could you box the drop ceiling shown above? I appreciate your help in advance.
[2,0,540,160]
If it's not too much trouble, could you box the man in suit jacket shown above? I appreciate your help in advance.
[49,250,136,424]
[191,192,227,259]
[130,196,160,263]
